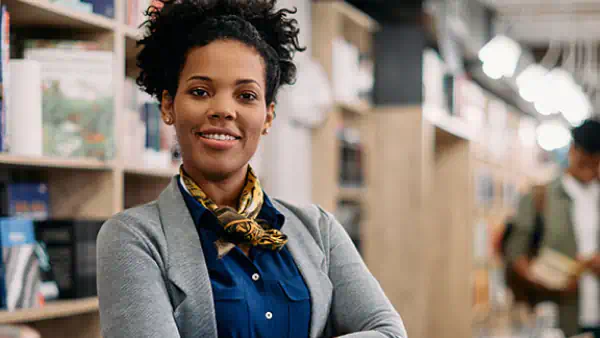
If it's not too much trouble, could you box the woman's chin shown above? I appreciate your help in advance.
[190,160,247,181]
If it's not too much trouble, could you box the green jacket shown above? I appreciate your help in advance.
[506,177,583,337]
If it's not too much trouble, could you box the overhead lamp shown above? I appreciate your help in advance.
[478,35,522,79]
[482,62,502,80]
[516,64,548,102]
[517,65,592,123]
[545,68,591,125]
[560,89,591,126]
[534,101,557,116]
[536,120,572,151]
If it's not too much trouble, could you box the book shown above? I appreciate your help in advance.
[0,182,50,220]
[23,40,114,160]
[530,248,585,290]
[0,6,10,152]
[0,243,5,308]
[34,219,104,299]
[81,0,114,18]
[0,218,42,310]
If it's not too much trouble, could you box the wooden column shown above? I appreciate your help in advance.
[364,105,472,338]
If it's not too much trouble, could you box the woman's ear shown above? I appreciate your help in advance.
[161,90,175,125]
[262,102,275,135]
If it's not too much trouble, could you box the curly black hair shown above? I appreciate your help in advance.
[572,118,600,154]
[136,0,306,106]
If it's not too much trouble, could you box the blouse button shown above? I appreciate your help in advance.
[252,273,260,281]
[265,312,273,320]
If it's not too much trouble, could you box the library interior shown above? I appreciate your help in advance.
[0,0,599,337]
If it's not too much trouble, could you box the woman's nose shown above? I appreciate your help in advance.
[208,96,237,121]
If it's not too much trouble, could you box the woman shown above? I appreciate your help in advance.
[96,1,406,337]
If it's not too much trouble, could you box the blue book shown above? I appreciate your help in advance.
[81,0,114,17]
[0,244,5,309]
[0,218,41,310]
[0,218,36,247]
[1,183,50,220]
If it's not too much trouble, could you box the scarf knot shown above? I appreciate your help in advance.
[180,166,288,257]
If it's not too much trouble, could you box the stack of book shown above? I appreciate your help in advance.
[123,78,179,169]
[0,218,42,311]
[50,0,114,17]
[15,40,115,160]
[530,248,586,290]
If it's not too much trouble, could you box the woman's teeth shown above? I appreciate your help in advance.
[201,133,237,141]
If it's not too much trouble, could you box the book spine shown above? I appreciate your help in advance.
[6,183,50,220]
[0,245,6,309]
[1,7,10,152]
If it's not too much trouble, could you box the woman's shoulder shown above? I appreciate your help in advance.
[98,201,166,252]
[271,199,332,227]
[271,199,338,247]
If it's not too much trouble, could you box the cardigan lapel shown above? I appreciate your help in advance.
[156,179,332,338]
[274,200,333,338]
[157,178,218,338]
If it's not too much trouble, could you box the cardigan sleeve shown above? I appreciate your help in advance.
[319,207,408,338]
[97,218,181,338]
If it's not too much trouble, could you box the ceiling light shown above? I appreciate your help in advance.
[534,101,557,116]
[478,35,522,79]
[536,121,572,151]
[516,64,548,102]
[482,62,502,80]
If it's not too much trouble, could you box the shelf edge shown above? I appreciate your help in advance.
[0,298,99,324]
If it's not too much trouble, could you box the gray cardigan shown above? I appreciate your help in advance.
[97,178,407,338]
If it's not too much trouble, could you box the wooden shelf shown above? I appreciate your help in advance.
[124,166,178,179]
[330,1,379,33]
[0,154,113,170]
[338,185,365,202]
[424,106,475,143]
[4,0,115,30]
[338,100,372,116]
[0,298,99,324]
[122,24,141,39]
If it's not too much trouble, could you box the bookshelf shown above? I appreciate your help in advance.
[124,165,177,178]
[311,1,377,215]
[0,0,175,336]
[0,154,113,170]
[4,0,115,30]
[0,297,98,325]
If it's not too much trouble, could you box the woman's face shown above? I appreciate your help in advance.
[162,40,274,181]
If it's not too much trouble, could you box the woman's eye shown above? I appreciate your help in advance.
[191,89,209,97]
[239,92,257,101]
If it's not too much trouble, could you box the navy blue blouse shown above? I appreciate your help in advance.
[177,177,311,338]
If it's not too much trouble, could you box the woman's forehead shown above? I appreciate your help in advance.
[182,40,266,84]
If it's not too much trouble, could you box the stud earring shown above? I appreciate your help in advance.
[164,115,174,125]
[263,129,270,135]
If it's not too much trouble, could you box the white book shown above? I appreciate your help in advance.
[530,248,584,290]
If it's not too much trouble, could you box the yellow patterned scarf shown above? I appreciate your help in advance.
[180,165,288,258]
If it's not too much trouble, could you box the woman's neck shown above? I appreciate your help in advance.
[183,163,248,208]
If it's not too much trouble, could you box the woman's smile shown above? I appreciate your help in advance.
[195,130,241,151]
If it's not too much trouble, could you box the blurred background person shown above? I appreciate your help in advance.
[506,119,600,337]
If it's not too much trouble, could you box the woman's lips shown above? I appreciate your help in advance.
[195,132,239,150]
